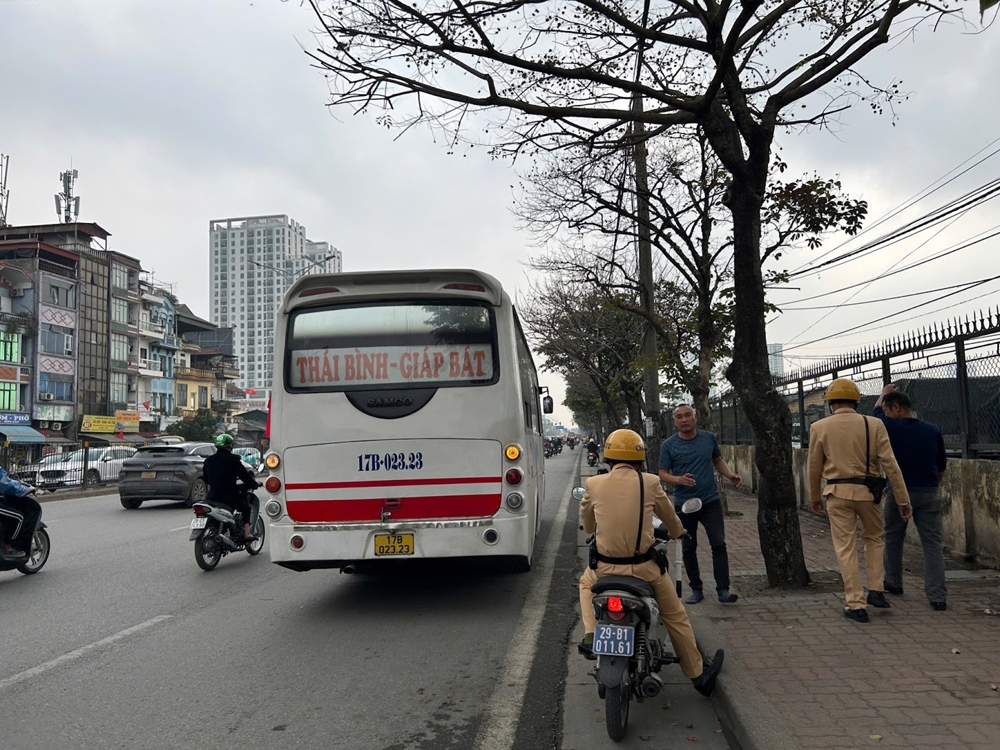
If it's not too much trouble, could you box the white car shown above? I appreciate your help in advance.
[24,446,137,488]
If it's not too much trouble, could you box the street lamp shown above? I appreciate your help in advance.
[247,251,337,281]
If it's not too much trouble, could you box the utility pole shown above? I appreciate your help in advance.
[632,1,661,460]
[0,154,10,227]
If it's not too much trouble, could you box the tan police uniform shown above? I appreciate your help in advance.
[578,463,704,679]
[808,408,910,610]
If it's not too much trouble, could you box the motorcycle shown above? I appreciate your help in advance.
[586,450,598,467]
[0,491,51,576]
[188,482,266,571]
[576,491,703,742]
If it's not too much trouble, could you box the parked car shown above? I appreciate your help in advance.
[16,446,136,488]
[118,442,259,509]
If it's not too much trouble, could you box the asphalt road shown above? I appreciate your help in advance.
[0,450,731,750]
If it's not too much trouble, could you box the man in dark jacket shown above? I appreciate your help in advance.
[203,433,259,541]
[874,385,949,610]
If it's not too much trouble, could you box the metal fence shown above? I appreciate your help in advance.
[0,435,265,492]
[712,308,1000,458]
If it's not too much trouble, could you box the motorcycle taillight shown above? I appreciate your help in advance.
[607,596,624,612]
[193,505,210,517]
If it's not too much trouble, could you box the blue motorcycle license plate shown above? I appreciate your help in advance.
[593,625,634,656]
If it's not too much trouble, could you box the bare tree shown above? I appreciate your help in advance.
[307,0,959,585]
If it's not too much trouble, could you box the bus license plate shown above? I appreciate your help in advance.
[374,533,414,556]
[593,625,634,657]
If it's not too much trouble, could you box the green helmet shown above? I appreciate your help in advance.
[214,433,235,449]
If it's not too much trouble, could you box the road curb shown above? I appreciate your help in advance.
[688,608,801,750]
[36,486,120,504]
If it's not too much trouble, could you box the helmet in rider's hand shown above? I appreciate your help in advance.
[603,429,646,462]
[214,433,235,450]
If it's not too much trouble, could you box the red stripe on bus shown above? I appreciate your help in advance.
[285,477,502,491]
[286,494,502,523]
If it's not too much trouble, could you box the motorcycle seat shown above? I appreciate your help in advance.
[592,575,655,598]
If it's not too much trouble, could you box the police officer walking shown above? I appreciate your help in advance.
[578,429,724,696]
[808,379,912,622]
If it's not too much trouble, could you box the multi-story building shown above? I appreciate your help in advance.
[108,252,142,415]
[208,215,342,396]
[0,239,79,446]
[137,277,182,432]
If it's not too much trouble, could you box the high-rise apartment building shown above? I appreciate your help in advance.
[767,342,784,376]
[208,215,342,393]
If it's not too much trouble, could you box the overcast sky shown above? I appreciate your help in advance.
[1,1,997,426]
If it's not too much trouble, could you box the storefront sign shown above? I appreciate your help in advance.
[116,410,140,433]
[0,412,31,425]
[81,415,117,433]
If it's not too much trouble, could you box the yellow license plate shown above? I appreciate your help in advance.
[141,471,156,479]
[374,533,414,556]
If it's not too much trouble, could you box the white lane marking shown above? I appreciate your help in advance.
[170,526,191,532]
[0,615,173,691]
[473,462,577,750]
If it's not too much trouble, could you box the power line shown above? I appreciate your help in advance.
[777,276,999,311]
[786,137,1000,276]
[784,276,1000,352]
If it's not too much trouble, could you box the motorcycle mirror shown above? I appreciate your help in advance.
[680,497,703,514]
[572,487,585,501]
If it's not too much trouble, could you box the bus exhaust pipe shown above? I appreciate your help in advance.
[341,564,356,575]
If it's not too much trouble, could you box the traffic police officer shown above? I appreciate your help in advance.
[808,378,912,622]
[578,429,724,696]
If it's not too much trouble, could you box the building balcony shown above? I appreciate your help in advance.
[160,334,182,350]
[112,284,140,301]
[138,358,163,377]
[111,358,139,372]
[175,366,215,381]
[139,320,165,339]
[215,365,241,380]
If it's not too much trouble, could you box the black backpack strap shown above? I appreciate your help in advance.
[863,415,871,477]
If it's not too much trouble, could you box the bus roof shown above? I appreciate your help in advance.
[283,269,505,310]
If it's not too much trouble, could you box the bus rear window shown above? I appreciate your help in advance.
[285,301,498,391]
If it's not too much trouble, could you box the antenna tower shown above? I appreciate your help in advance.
[0,154,10,227]
[54,166,81,223]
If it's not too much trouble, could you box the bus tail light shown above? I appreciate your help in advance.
[505,492,524,511]
[505,468,523,486]
[504,444,521,461]
[299,286,340,298]
[290,535,305,550]
[265,500,282,518]
[444,283,486,292]
[265,477,282,493]
[264,453,281,469]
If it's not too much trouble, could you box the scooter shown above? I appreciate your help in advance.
[586,450,598,467]
[0,491,51,576]
[188,482,266,571]
[576,493,703,742]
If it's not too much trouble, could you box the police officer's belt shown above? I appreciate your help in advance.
[826,478,868,485]
[592,548,658,565]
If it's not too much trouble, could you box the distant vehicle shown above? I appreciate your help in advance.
[233,446,261,466]
[118,442,257,509]
[17,446,136,488]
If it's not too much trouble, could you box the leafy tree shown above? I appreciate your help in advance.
[308,0,963,585]
[165,409,219,443]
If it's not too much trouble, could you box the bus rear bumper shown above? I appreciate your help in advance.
[267,514,530,570]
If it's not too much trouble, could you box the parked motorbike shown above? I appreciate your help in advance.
[575,488,703,742]
[189,483,266,571]
[586,450,598,467]
[0,492,50,576]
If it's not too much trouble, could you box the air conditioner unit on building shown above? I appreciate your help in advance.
[11,288,24,297]
[40,393,55,401]
[50,422,62,431]
[38,421,50,429]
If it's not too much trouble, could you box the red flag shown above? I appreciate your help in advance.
[246,388,257,396]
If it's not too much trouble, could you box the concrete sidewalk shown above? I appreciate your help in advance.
[686,490,1000,750]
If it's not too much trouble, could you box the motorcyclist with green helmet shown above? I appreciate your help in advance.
[203,433,260,542]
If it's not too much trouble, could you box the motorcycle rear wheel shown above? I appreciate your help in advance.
[17,528,50,575]
[605,671,630,742]
[194,529,222,571]
[246,517,266,555]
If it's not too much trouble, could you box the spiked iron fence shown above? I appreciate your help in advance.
[713,308,1000,458]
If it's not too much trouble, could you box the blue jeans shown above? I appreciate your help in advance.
[883,487,947,603]
[679,499,731,592]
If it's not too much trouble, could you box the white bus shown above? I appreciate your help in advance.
[262,269,554,573]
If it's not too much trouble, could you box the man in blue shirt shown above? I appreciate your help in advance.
[873,384,949,610]
[659,405,743,604]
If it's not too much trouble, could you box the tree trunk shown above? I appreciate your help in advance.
[725,183,810,588]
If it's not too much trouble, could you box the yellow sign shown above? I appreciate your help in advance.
[116,410,140,433]
[81,410,141,433]
[81,415,117,433]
